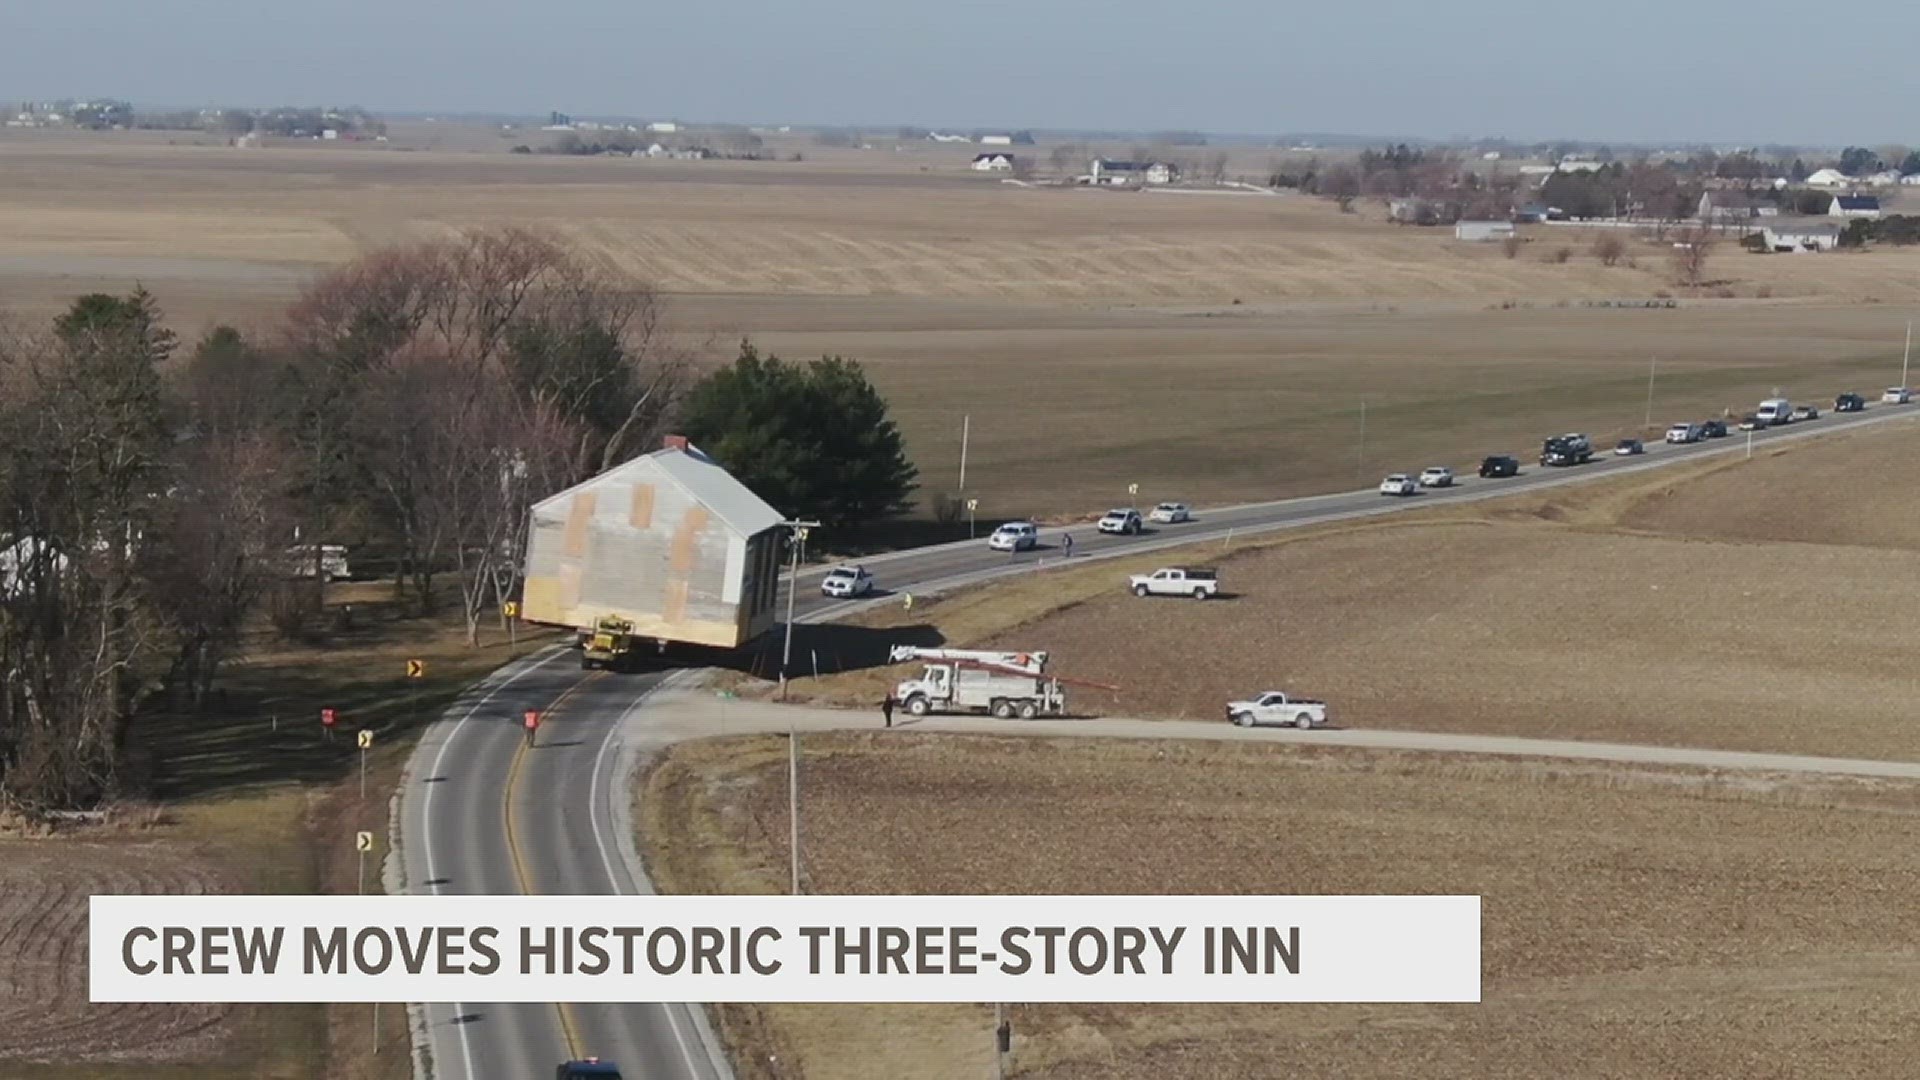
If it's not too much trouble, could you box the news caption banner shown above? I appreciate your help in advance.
[93,895,1480,1003]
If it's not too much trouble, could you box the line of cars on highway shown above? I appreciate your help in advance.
[1378,389,1908,497]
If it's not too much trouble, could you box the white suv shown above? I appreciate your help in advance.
[1148,502,1191,524]
[1666,422,1702,444]
[819,565,874,598]
[1418,467,1454,488]
[988,522,1039,551]
[1097,508,1143,535]
[1379,474,1417,496]
[1885,387,1912,404]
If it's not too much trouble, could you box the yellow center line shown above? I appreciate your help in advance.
[503,670,603,1062]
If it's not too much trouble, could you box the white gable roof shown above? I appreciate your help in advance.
[532,444,784,537]
[646,445,785,535]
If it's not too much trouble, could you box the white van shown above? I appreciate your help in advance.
[1756,398,1792,426]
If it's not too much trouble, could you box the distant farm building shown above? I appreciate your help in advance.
[1455,220,1516,242]
[1804,168,1852,187]
[1388,197,1456,226]
[979,134,1014,146]
[647,121,679,133]
[1698,191,1778,224]
[1761,221,1840,252]
[971,152,1016,172]
[1085,159,1179,186]
[1829,194,1882,219]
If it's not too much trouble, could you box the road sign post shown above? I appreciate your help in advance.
[995,1002,1011,1080]
[355,830,374,895]
[357,728,373,800]
[503,600,519,647]
[1128,482,1139,498]
[320,707,337,743]
[966,498,978,540]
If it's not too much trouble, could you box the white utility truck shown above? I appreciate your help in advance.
[888,646,1112,719]
[1225,691,1330,729]
[1128,567,1219,599]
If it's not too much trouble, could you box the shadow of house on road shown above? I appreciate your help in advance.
[700,622,947,684]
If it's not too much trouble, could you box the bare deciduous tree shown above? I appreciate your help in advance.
[1592,234,1627,266]
[1671,227,1715,288]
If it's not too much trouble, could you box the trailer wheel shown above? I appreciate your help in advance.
[906,696,930,716]
[1018,700,1039,720]
[992,699,1015,719]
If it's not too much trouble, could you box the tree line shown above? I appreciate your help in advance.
[0,228,915,812]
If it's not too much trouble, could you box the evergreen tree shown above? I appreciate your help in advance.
[682,341,917,530]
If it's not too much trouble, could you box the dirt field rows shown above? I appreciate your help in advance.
[0,839,230,1064]
[643,732,1920,1079]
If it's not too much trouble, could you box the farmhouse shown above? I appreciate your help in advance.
[520,437,785,650]
[1829,194,1882,219]
[1455,220,1516,242]
[971,152,1016,172]
[1760,221,1840,252]
[1805,168,1852,187]
[979,134,1013,146]
[1086,159,1178,185]
[1698,190,1778,224]
[647,121,678,133]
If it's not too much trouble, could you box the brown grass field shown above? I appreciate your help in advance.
[642,732,1920,1079]
[771,420,1920,761]
[6,136,1920,516]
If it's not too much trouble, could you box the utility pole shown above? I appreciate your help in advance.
[994,1002,1010,1080]
[1356,401,1367,480]
[779,519,820,701]
[1644,356,1657,430]
[959,414,970,492]
[1903,320,1912,390]
[788,719,801,895]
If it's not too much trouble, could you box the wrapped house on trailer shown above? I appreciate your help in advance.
[520,437,785,650]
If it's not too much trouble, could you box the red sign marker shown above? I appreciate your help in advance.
[321,707,338,728]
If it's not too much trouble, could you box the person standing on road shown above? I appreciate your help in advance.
[881,694,895,728]
[1063,532,1074,558]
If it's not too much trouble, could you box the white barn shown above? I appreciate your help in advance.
[971,152,1015,172]
[1455,220,1516,242]
[1761,221,1840,252]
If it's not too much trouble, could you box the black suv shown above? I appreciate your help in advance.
[1478,455,1521,478]
[557,1061,623,1080]
[1698,418,1729,438]
[1835,393,1866,413]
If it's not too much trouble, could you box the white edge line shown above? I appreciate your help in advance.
[417,645,568,1080]
[590,668,727,1080]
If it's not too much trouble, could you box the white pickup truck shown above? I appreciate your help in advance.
[1226,691,1329,729]
[1128,567,1219,599]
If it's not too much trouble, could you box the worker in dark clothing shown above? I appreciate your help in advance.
[881,694,895,728]
[1063,532,1074,558]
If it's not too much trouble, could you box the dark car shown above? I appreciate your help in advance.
[1737,414,1765,431]
[1699,418,1728,438]
[558,1060,623,1080]
[1478,455,1521,478]
[1615,438,1644,456]
[1835,393,1866,412]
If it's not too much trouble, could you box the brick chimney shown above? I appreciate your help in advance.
[662,434,689,452]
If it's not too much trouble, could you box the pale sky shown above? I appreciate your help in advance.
[3,0,1914,145]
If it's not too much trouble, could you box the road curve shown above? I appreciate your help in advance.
[398,652,732,1080]
[399,396,1920,1078]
